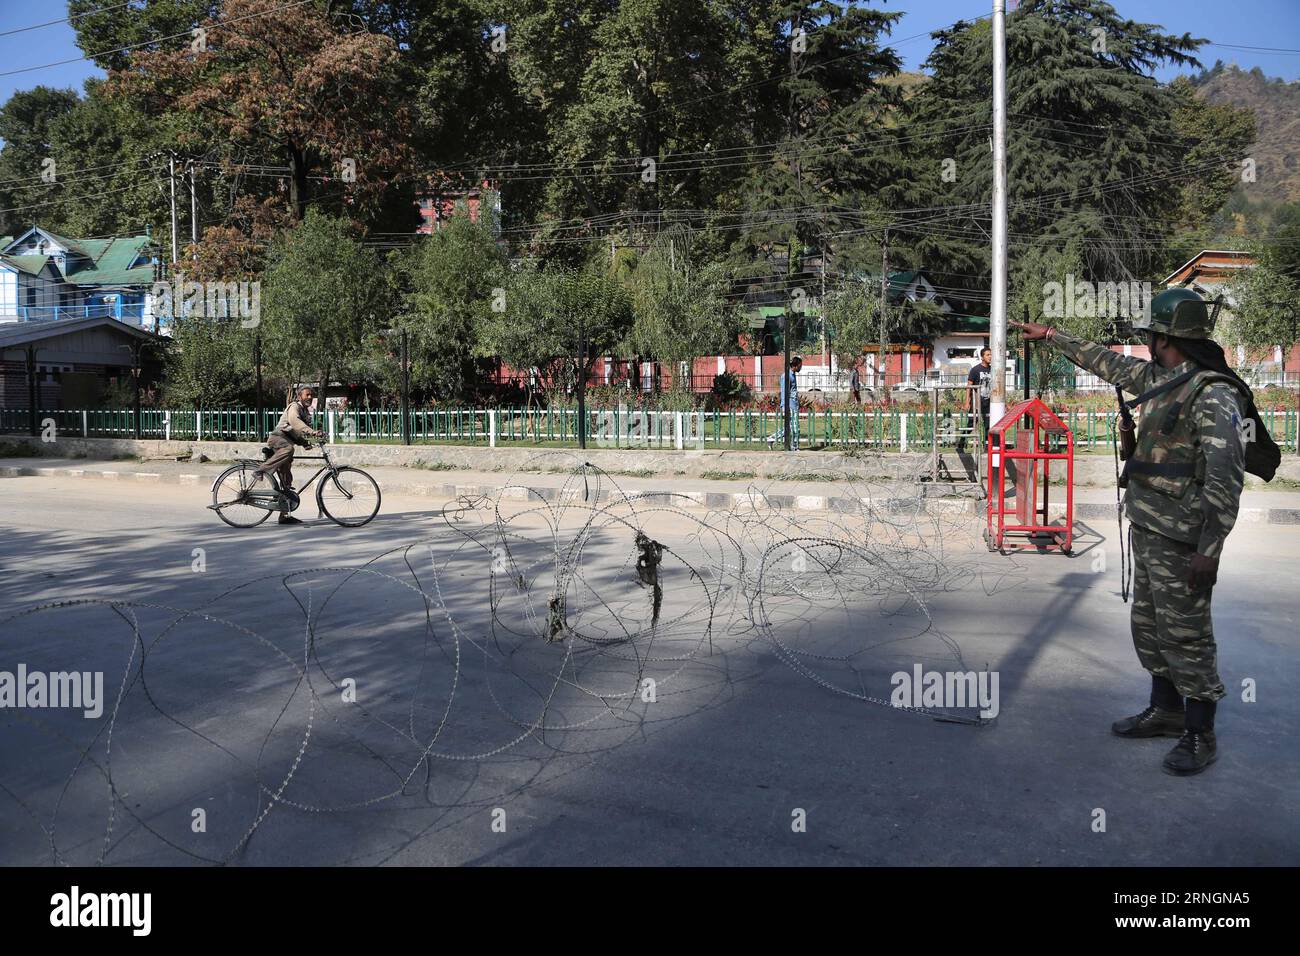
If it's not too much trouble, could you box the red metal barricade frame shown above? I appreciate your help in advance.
[985,398,1074,553]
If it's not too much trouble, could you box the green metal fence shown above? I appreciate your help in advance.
[2,406,1298,451]
[0,408,284,441]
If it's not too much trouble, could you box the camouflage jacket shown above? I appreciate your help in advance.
[1050,330,1245,558]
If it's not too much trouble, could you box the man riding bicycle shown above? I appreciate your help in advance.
[250,386,322,525]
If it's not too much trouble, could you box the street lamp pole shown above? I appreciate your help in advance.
[119,342,143,439]
[577,313,587,450]
[25,345,39,437]
[133,348,142,440]
[1291,312,1299,456]
[400,329,410,446]
[254,332,264,438]
[785,235,798,451]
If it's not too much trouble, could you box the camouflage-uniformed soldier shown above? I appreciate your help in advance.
[1014,288,1253,776]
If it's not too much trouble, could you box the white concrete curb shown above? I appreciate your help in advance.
[3,463,1298,525]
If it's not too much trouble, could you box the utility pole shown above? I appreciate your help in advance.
[254,333,264,437]
[784,236,797,451]
[118,342,144,439]
[783,307,791,452]
[1022,303,1032,428]
[1291,312,1299,456]
[189,161,198,250]
[168,154,179,267]
[132,344,142,440]
[879,228,889,400]
[26,345,38,437]
[820,248,828,373]
[400,329,410,446]
[577,313,587,450]
[989,0,1009,429]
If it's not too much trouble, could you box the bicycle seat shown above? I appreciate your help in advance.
[261,445,273,459]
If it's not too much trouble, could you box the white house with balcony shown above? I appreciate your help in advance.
[0,226,159,326]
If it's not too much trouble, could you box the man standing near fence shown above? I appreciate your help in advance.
[250,386,321,525]
[768,356,802,450]
[957,347,992,453]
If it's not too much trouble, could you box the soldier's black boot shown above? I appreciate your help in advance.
[1163,699,1218,776]
[1111,675,1185,738]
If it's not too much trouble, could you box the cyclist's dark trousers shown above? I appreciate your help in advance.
[257,433,295,492]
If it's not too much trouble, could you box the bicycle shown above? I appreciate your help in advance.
[208,440,381,528]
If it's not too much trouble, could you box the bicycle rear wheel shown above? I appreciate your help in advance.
[211,463,274,528]
[317,466,381,527]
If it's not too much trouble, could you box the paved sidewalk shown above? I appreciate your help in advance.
[5,454,1300,524]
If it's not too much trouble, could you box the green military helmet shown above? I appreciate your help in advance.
[1136,287,1216,338]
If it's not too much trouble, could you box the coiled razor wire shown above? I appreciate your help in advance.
[0,454,1030,865]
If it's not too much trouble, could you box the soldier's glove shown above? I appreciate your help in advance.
[1188,553,1219,592]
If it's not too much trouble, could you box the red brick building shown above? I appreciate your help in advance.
[415,181,499,235]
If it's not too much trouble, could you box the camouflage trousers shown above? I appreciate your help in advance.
[1130,523,1226,702]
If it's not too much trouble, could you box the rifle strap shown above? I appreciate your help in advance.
[1128,369,1198,409]
[1122,459,1198,478]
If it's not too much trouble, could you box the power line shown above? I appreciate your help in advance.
[0,155,160,189]
[0,0,315,78]
[1203,42,1300,55]
[0,1,137,39]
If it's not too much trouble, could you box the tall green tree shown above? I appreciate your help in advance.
[730,1,903,262]
[896,0,1222,306]
[625,228,743,387]
[0,87,79,235]
[160,316,251,408]
[482,0,617,247]
[392,206,507,400]
[68,0,217,72]
[113,0,415,224]
[479,264,635,402]
[549,0,735,226]
[1226,205,1300,356]
[260,209,394,396]
[823,276,881,370]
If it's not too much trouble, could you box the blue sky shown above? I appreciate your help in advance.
[881,0,1300,81]
[0,0,1297,108]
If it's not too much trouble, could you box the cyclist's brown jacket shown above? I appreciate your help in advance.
[273,400,315,446]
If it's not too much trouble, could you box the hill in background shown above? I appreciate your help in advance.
[1194,62,1300,210]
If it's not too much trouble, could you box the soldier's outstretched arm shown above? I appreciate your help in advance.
[1195,384,1246,561]
[1011,321,1161,394]
[1044,330,1163,394]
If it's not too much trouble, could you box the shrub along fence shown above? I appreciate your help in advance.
[2,406,1298,451]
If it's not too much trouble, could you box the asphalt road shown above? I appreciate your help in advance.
[1,472,1296,866]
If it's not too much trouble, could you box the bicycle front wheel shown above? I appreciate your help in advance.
[317,466,381,527]
[211,463,273,528]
